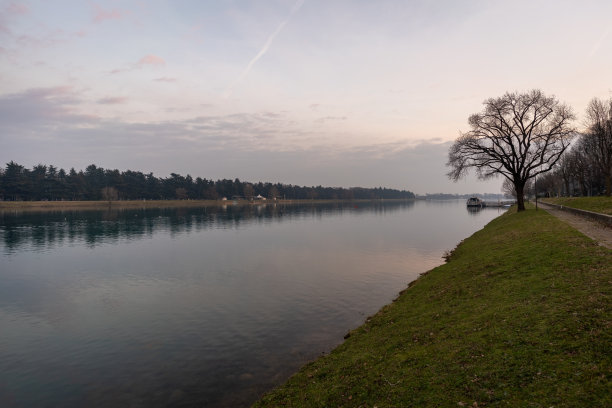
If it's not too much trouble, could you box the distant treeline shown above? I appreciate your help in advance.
[420,193,506,200]
[0,162,415,201]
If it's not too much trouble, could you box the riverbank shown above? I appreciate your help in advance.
[255,206,611,407]
[0,198,413,212]
[542,196,612,215]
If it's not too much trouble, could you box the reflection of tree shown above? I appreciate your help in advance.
[0,201,415,253]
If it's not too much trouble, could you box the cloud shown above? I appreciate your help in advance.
[93,4,123,23]
[97,96,128,105]
[0,87,97,130]
[315,116,347,123]
[137,54,165,66]
[224,0,306,98]
[0,88,501,194]
[7,2,29,15]
[109,68,127,75]
[110,55,166,74]
[153,77,177,83]
[0,88,301,154]
[0,2,30,34]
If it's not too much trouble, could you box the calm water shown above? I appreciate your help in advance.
[0,200,503,407]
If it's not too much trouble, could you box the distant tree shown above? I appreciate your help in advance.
[568,138,597,196]
[0,161,416,203]
[243,183,255,199]
[84,164,105,199]
[447,90,576,211]
[268,185,280,200]
[501,178,534,199]
[175,187,188,200]
[3,161,29,200]
[101,186,119,202]
[29,164,48,200]
[584,97,612,195]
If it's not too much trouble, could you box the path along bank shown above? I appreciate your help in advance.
[254,206,611,407]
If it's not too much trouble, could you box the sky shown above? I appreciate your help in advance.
[1,0,611,195]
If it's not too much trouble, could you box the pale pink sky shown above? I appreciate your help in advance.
[1,0,611,194]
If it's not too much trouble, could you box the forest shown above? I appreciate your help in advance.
[0,162,415,202]
[533,125,612,197]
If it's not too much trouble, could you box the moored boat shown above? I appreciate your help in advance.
[466,197,484,207]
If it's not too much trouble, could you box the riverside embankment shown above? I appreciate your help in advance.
[255,206,611,407]
[0,198,414,212]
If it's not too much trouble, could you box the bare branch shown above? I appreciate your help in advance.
[447,89,576,210]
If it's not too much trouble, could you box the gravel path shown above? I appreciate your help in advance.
[538,202,612,249]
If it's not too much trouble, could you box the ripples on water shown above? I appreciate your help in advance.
[0,200,503,407]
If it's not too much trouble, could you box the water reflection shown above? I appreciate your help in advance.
[0,201,414,255]
[0,199,501,408]
[466,205,512,216]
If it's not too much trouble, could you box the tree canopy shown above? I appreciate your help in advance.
[0,161,415,202]
[447,90,576,211]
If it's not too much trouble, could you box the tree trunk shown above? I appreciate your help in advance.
[563,177,570,196]
[515,182,525,211]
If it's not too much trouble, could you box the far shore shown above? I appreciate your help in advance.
[0,198,415,212]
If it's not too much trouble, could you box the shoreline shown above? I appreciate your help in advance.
[254,205,611,406]
[0,198,415,212]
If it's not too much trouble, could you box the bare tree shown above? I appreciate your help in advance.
[584,97,612,195]
[556,153,573,196]
[268,185,280,200]
[101,186,118,202]
[243,183,255,199]
[447,90,576,211]
[501,177,533,199]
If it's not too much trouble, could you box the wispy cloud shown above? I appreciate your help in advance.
[110,54,166,74]
[0,86,98,130]
[137,54,165,66]
[315,116,347,123]
[97,96,128,105]
[153,77,177,83]
[7,2,29,15]
[93,4,123,23]
[224,0,306,98]
[1,2,30,34]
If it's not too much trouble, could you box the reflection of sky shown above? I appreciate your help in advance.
[0,201,502,407]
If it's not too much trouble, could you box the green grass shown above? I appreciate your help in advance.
[255,207,611,407]
[542,196,612,215]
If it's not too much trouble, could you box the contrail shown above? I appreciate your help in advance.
[224,0,305,98]
[588,27,610,59]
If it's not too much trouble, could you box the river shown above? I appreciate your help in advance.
[0,200,503,407]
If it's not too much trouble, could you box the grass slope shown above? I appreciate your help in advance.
[542,196,612,215]
[255,207,611,407]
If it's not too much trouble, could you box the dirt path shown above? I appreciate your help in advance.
[538,202,612,249]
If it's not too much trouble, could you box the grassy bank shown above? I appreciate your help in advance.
[0,198,410,212]
[542,196,612,215]
[255,207,611,407]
